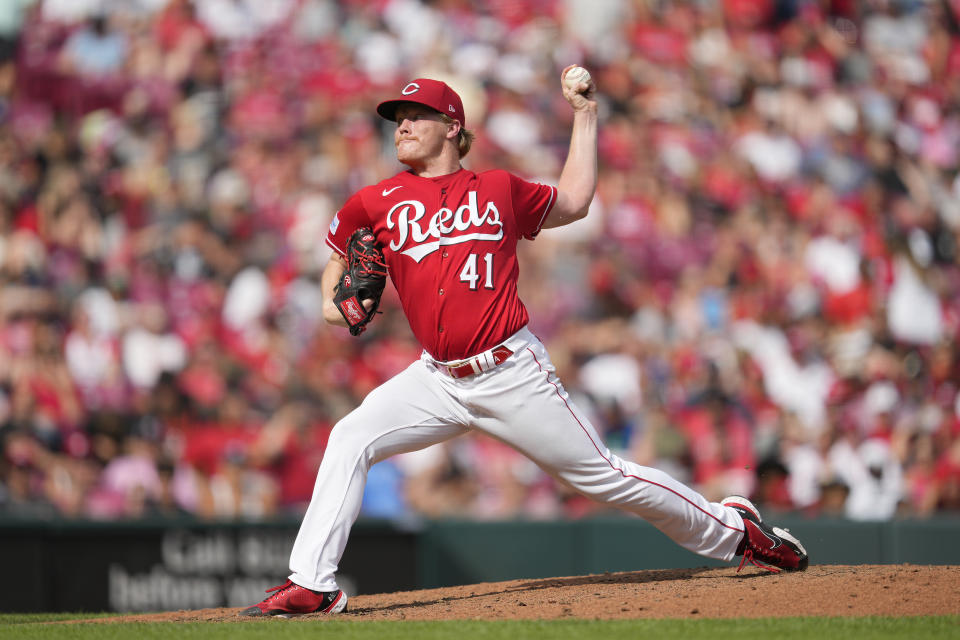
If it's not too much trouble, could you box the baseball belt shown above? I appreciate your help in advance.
[436,345,514,379]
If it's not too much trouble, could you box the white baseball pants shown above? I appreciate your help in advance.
[288,327,745,591]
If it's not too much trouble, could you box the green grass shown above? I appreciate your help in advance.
[0,612,115,624]
[1,616,958,639]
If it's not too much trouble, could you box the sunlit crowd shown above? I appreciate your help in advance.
[1,0,958,522]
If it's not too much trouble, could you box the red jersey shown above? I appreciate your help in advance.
[326,168,556,361]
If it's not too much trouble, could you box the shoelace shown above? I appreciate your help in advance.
[737,549,781,574]
[263,580,297,603]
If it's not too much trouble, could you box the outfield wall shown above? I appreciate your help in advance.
[2,514,958,612]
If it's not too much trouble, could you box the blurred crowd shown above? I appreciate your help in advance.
[1,0,959,523]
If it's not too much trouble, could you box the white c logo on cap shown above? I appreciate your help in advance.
[401,82,420,95]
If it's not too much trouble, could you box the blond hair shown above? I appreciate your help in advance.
[440,113,475,158]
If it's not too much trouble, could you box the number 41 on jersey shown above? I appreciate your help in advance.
[460,253,494,290]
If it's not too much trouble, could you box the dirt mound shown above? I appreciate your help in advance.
[80,565,959,622]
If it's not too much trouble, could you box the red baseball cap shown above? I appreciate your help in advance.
[376,78,466,128]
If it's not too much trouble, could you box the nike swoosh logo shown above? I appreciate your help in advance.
[760,528,781,549]
[382,185,402,196]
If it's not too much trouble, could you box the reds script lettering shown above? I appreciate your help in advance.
[386,190,504,262]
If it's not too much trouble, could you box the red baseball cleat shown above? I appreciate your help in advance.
[722,495,809,573]
[239,579,348,617]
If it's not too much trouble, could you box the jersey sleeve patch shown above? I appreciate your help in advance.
[326,191,371,255]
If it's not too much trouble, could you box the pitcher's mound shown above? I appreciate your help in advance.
[86,565,960,622]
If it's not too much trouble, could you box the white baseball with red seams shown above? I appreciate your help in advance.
[564,66,591,91]
[286,166,746,593]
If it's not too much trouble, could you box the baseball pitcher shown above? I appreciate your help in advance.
[241,68,807,617]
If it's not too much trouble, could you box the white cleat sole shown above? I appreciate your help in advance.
[721,495,762,523]
[325,591,348,614]
[270,591,348,617]
[772,526,808,556]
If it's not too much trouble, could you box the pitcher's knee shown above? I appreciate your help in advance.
[324,421,372,465]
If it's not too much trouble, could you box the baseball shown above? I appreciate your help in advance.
[564,66,591,91]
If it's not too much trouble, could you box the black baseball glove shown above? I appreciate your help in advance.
[333,228,388,336]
